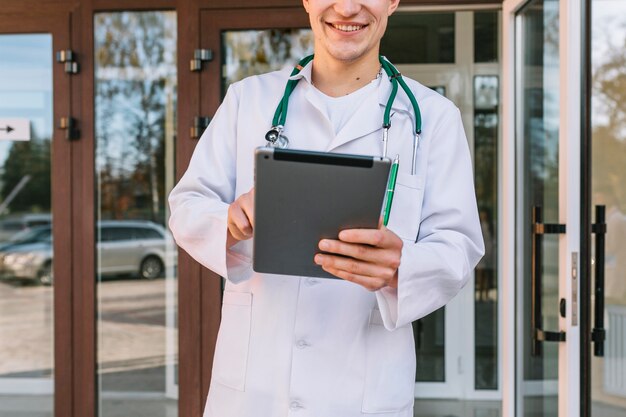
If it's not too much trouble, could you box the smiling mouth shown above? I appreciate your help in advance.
[329,23,367,32]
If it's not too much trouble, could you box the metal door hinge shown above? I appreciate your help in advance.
[190,116,211,139]
[56,50,79,74]
[58,117,80,140]
[190,49,213,72]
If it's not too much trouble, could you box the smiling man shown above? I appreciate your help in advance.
[168,1,484,416]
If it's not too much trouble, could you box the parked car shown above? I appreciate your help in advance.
[0,224,52,251]
[0,220,175,285]
[0,227,53,284]
[0,213,52,243]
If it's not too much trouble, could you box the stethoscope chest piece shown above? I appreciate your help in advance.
[265,126,289,149]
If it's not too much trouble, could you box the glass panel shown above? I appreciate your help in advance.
[94,11,178,417]
[0,34,54,413]
[381,13,455,64]
[414,308,445,382]
[474,11,498,63]
[591,1,626,416]
[222,29,314,93]
[474,75,499,390]
[395,11,500,410]
[516,1,559,415]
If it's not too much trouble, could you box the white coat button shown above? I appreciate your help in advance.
[289,400,303,410]
[305,278,318,286]
[296,339,309,349]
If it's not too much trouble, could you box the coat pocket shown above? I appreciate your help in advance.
[386,173,425,241]
[212,291,252,391]
[362,309,416,413]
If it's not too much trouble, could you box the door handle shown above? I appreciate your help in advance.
[531,206,567,357]
[592,205,607,357]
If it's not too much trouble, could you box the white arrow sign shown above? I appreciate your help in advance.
[0,118,31,141]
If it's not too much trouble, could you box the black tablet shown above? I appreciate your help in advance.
[253,147,391,278]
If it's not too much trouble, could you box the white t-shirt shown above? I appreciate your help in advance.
[309,76,382,135]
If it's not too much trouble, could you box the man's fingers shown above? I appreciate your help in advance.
[319,239,378,262]
[227,188,256,241]
[318,239,400,268]
[228,204,253,240]
[338,227,402,249]
[318,264,387,292]
[240,197,255,228]
[314,253,397,281]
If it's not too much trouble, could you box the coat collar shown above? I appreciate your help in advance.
[287,60,414,151]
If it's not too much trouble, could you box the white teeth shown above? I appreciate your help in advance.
[332,24,363,32]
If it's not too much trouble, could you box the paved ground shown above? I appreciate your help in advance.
[0,279,54,379]
[1,277,625,417]
[0,277,177,392]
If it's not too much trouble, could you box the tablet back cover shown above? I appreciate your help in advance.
[253,147,390,279]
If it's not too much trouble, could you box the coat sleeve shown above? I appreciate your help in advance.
[168,83,254,284]
[375,106,485,330]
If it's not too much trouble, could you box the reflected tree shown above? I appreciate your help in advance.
[222,29,313,91]
[592,33,626,211]
[95,12,176,224]
[0,136,51,214]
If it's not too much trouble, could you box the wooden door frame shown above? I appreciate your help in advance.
[0,11,75,417]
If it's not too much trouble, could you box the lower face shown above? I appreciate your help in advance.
[307,1,393,64]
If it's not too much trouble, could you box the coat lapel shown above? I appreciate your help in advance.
[288,61,415,153]
[327,75,414,152]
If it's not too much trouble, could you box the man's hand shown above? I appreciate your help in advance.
[314,224,403,291]
[227,188,255,246]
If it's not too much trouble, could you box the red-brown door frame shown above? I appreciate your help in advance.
[0,11,76,417]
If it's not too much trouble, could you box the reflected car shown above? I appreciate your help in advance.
[0,220,175,285]
[0,213,52,243]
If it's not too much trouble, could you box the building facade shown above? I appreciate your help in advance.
[0,0,624,416]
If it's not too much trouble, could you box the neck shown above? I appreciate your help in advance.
[310,49,381,97]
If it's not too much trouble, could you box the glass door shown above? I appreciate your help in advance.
[0,31,56,415]
[589,1,626,417]
[385,11,502,410]
[93,11,179,417]
[504,0,583,416]
[516,2,561,415]
[0,13,73,417]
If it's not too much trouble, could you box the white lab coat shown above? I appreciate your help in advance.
[168,61,484,417]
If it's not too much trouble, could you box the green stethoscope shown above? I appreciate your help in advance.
[265,54,423,174]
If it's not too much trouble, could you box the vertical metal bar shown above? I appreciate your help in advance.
[593,205,606,356]
[580,0,593,415]
[531,206,543,357]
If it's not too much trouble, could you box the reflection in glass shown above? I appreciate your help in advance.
[414,308,445,382]
[382,13,455,64]
[517,1,559,415]
[474,75,499,390]
[222,29,314,93]
[0,34,54,413]
[474,11,499,63]
[94,11,178,417]
[591,1,626,415]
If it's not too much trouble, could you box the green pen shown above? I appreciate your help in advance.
[383,155,399,227]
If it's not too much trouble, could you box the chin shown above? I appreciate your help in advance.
[326,46,370,63]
